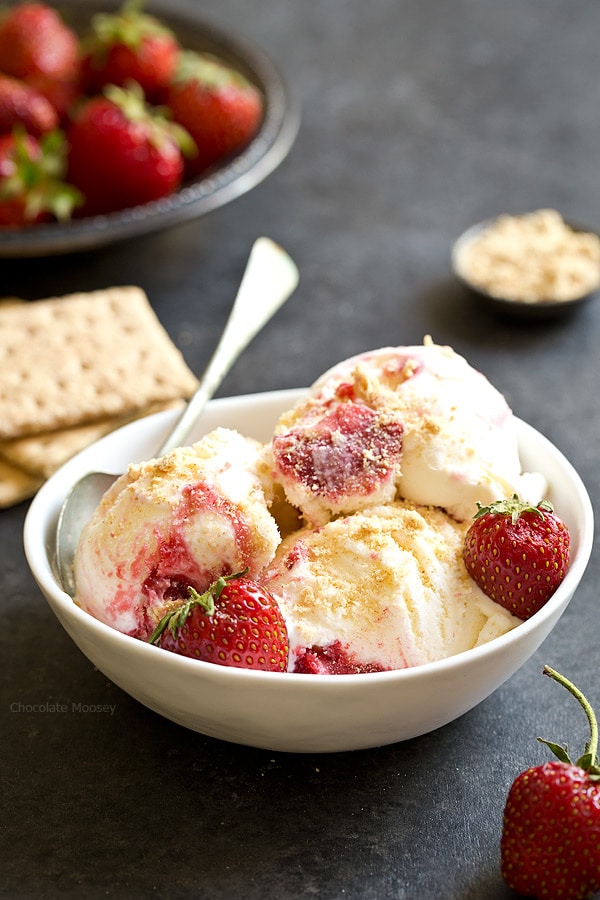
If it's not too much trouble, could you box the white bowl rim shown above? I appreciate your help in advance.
[24,388,595,688]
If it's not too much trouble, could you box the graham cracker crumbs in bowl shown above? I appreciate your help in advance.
[453,209,600,306]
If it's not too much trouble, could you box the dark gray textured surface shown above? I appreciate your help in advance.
[2,0,600,897]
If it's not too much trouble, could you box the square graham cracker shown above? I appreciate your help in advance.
[0,399,184,478]
[0,286,198,440]
[0,456,41,508]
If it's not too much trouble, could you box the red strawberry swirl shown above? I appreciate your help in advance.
[273,402,403,503]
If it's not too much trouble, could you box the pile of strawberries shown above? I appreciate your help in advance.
[0,0,264,225]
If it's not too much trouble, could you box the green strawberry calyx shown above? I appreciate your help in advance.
[0,128,83,222]
[103,82,196,157]
[149,568,250,645]
[173,49,255,92]
[472,493,553,526]
[538,665,600,779]
[85,0,175,56]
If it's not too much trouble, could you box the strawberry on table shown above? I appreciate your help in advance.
[0,2,80,84]
[162,50,264,177]
[80,0,180,101]
[149,570,289,673]
[463,494,570,620]
[0,73,58,137]
[0,128,81,226]
[501,665,600,900]
[66,83,194,216]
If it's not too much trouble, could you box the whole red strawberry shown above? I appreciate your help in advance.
[0,2,79,83]
[0,73,58,137]
[80,0,180,101]
[501,665,600,900]
[463,494,570,620]
[66,83,193,216]
[149,570,289,672]
[0,128,81,226]
[162,50,264,177]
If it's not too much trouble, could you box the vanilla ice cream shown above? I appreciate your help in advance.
[263,501,521,673]
[270,339,546,525]
[74,428,280,639]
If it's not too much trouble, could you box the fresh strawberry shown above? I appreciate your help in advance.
[501,665,600,900]
[80,0,180,101]
[0,73,58,137]
[0,2,80,83]
[66,83,193,216]
[0,128,81,226]
[463,494,570,620]
[161,50,264,177]
[149,570,289,672]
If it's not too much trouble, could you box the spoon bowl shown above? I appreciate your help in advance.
[54,237,299,595]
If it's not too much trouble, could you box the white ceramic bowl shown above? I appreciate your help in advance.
[24,389,594,753]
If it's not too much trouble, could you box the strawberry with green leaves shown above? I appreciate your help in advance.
[463,494,570,620]
[81,0,180,101]
[0,128,81,226]
[501,665,600,900]
[150,570,289,673]
[66,82,194,216]
[162,50,264,177]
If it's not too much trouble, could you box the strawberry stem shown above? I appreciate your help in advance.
[472,494,553,524]
[148,568,250,645]
[540,665,599,769]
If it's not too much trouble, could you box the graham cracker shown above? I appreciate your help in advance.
[0,456,42,508]
[0,286,198,440]
[0,297,25,308]
[0,399,183,478]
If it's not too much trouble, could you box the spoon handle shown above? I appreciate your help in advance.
[157,237,299,456]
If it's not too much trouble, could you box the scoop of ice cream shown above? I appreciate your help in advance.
[271,340,546,524]
[74,428,280,639]
[263,501,521,673]
[271,401,404,527]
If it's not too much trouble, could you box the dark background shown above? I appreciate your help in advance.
[2,0,600,897]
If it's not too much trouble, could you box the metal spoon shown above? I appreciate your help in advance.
[55,237,299,595]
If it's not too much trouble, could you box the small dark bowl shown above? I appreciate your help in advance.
[452,216,600,320]
[0,1,300,258]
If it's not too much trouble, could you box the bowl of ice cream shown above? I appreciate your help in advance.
[24,343,594,753]
[452,209,600,319]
